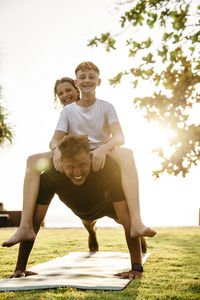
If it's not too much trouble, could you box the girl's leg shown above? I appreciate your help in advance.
[81,219,99,252]
[2,152,52,247]
[109,147,156,238]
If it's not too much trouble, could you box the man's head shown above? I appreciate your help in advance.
[58,135,91,186]
[74,61,101,95]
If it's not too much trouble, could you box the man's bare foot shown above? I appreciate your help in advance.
[131,222,157,238]
[88,231,99,252]
[2,227,36,247]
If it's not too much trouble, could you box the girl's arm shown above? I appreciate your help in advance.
[91,122,124,172]
[49,130,66,172]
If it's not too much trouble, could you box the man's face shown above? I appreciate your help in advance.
[75,69,101,95]
[62,151,91,186]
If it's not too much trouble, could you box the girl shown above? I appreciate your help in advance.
[2,77,80,246]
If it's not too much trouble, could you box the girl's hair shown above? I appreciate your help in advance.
[54,77,80,107]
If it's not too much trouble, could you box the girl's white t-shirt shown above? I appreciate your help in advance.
[56,99,119,149]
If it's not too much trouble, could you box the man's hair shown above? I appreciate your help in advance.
[75,61,100,75]
[58,135,90,159]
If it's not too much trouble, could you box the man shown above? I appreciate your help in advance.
[9,135,146,280]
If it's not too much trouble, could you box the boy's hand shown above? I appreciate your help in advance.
[8,270,38,278]
[53,148,64,173]
[91,146,107,172]
[114,270,143,280]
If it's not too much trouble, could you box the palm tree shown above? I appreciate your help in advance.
[0,86,13,146]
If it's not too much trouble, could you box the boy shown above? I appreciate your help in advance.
[50,61,156,238]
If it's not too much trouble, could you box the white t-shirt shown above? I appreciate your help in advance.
[56,98,119,149]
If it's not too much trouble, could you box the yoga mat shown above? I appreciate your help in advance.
[0,252,150,292]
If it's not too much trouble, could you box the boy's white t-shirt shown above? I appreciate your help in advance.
[56,98,119,149]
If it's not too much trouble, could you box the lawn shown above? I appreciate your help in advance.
[0,227,199,299]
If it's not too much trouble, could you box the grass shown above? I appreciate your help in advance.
[0,226,199,299]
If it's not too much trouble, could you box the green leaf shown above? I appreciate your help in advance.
[170,11,178,19]
[147,19,154,28]
[132,79,138,88]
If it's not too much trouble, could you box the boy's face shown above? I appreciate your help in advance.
[62,151,91,186]
[75,69,101,95]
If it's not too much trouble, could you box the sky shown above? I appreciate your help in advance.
[0,0,199,227]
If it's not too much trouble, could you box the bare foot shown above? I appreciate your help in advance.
[88,231,99,252]
[2,227,36,247]
[131,222,157,238]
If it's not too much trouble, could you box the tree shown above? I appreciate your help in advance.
[88,0,200,177]
[0,86,13,146]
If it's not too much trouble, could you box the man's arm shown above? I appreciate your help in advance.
[91,122,124,172]
[9,240,37,278]
[9,170,54,278]
[112,201,143,280]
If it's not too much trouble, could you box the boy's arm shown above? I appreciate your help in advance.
[91,122,124,172]
[49,130,66,173]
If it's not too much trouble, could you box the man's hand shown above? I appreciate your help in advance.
[8,270,38,278]
[91,146,107,172]
[114,269,143,280]
[52,148,64,173]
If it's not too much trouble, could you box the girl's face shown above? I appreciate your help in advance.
[56,82,78,106]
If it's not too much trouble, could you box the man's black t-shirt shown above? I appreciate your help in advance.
[37,156,125,220]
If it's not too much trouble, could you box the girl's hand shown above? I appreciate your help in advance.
[91,146,107,172]
[53,148,64,173]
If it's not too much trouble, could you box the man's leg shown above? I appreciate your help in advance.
[81,219,99,252]
[9,204,48,278]
[2,152,51,247]
[109,147,156,238]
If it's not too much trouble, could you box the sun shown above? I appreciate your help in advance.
[145,121,175,157]
[124,117,176,166]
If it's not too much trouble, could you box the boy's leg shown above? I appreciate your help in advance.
[109,147,156,238]
[9,204,48,278]
[112,200,143,280]
[2,152,51,247]
[81,219,99,252]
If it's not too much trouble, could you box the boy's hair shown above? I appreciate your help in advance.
[54,77,80,106]
[75,61,100,75]
[58,135,90,159]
